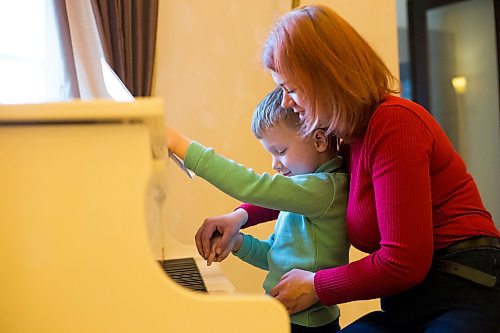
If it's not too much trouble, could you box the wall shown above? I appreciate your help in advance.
[153,0,398,327]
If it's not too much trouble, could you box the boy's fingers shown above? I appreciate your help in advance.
[206,249,216,266]
[215,232,234,257]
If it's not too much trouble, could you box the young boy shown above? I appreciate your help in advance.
[166,88,349,332]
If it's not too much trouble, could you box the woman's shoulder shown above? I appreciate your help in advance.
[359,95,440,150]
[377,95,429,115]
[370,95,436,129]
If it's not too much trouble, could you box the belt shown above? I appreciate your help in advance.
[434,236,499,257]
[433,236,499,288]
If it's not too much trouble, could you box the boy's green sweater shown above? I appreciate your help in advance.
[184,141,349,328]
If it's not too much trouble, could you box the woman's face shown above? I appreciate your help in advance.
[271,71,307,121]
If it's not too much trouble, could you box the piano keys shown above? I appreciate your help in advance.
[159,258,209,292]
[159,257,236,294]
[0,98,289,332]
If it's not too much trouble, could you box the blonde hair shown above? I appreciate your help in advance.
[251,88,300,139]
[252,88,338,154]
[262,5,399,141]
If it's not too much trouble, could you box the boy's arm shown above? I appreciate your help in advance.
[166,124,338,217]
[184,141,338,217]
[205,231,272,272]
[232,233,274,271]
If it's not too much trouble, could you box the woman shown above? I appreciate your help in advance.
[195,5,500,332]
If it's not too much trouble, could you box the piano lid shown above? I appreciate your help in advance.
[0,98,168,161]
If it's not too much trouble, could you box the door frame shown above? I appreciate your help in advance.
[407,0,500,112]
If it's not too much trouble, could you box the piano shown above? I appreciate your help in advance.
[0,98,289,332]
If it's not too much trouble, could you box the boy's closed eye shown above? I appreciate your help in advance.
[277,148,287,156]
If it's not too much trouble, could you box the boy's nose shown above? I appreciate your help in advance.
[272,158,283,171]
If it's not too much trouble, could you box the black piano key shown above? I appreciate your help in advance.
[158,257,208,292]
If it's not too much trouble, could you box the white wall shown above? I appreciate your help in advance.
[154,0,289,294]
[153,0,398,327]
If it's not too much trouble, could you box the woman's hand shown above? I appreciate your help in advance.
[269,269,319,314]
[195,209,248,261]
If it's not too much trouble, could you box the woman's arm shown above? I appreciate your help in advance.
[238,203,280,228]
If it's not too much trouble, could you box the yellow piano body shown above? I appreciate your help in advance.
[0,98,289,332]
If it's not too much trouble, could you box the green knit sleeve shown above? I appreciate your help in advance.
[183,141,345,218]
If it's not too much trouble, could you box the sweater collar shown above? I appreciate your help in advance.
[315,156,344,173]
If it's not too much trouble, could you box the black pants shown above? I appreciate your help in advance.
[339,247,500,332]
[291,317,340,333]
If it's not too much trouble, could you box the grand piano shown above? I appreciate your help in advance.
[0,98,289,332]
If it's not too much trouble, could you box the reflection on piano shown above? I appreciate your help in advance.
[0,98,289,332]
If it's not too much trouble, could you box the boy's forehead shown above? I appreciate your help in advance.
[261,121,301,140]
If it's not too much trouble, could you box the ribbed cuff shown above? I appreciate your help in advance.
[183,141,206,172]
[233,234,252,258]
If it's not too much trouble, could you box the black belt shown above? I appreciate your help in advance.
[433,236,499,288]
[435,236,499,256]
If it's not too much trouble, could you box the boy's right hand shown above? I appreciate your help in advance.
[195,209,248,262]
[165,123,191,159]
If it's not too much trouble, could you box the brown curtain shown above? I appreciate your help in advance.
[91,0,159,97]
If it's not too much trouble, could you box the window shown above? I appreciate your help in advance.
[0,0,65,103]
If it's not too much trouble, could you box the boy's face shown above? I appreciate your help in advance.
[259,122,324,176]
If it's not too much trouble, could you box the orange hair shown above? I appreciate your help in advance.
[262,5,399,141]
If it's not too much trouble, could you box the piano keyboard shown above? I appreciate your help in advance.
[159,257,208,292]
[159,256,236,294]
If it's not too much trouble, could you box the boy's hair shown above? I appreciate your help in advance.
[252,88,338,154]
[251,88,300,139]
[262,5,400,142]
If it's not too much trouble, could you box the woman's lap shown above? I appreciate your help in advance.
[339,247,500,332]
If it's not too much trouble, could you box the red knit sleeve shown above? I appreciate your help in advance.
[237,203,279,228]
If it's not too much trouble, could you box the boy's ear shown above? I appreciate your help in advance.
[313,129,329,153]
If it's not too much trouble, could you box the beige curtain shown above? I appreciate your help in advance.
[50,0,80,99]
[91,0,159,97]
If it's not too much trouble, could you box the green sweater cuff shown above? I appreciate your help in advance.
[184,141,206,172]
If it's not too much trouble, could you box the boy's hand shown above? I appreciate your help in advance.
[195,209,248,261]
[206,235,222,266]
[165,123,191,159]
